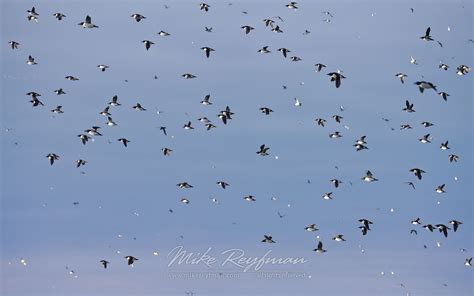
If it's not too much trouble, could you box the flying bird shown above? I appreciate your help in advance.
[78,15,98,28]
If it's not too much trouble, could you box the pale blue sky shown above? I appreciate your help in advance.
[1,1,473,295]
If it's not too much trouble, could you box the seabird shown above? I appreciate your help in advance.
[260,107,273,115]
[305,224,318,232]
[465,258,472,267]
[46,153,59,165]
[77,134,91,145]
[78,15,98,28]
[241,25,254,34]
[271,25,283,33]
[162,148,172,156]
[403,100,415,112]
[76,159,87,168]
[263,19,274,27]
[440,141,450,150]
[244,195,256,201]
[132,103,147,111]
[410,56,418,65]
[315,118,326,127]
[256,144,270,156]
[354,144,368,151]
[27,6,39,16]
[27,55,37,65]
[395,73,407,84]
[159,127,167,136]
[359,226,368,235]
[456,65,470,75]
[262,235,275,243]
[415,81,437,93]
[400,124,413,130]
[124,256,138,266]
[53,13,66,20]
[100,260,109,269]
[258,46,271,53]
[421,121,434,127]
[405,182,416,190]
[183,121,194,130]
[290,56,301,62]
[205,27,213,32]
[411,218,422,225]
[85,126,102,136]
[322,192,333,200]
[9,41,20,49]
[142,40,154,50]
[359,219,373,230]
[100,106,111,116]
[329,131,342,139]
[439,63,449,71]
[200,3,210,11]
[438,92,450,101]
[410,168,426,180]
[201,47,214,58]
[158,30,170,36]
[217,181,229,189]
[205,123,217,130]
[54,88,66,95]
[286,2,298,9]
[106,117,117,126]
[117,138,130,147]
[332,235,346,242]
[420,27,434,41]
[327,72,346,88]
[29,97,44,107]
[294,98,302,106]
[108,95,121,106]
[27,15,38,22]
[423,224,435,232]
[435,184,446,193]
[182,73,196,79]
[97,64,109,72]
[65,75,79,81]
[435,224,450,237]
[330,179,342,188]
[448,154,459,162]
[313,241,327,253]
[315,63,326,72]
[177,182,193,189]
[181,198,190,204]
[332,115,343,123]
[449,220,462,232]
[131,14,146,22]
[419,134,431,144]
[277,48,290,58]
[51,106,64,114]
[201,94,212,105]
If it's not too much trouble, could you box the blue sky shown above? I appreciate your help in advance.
[1,1,472,295]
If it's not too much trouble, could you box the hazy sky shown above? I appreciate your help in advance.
[1,1,473,295]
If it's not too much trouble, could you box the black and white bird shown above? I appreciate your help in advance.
[244,195,256,202]
[131,14,146,22]
[438,92,450,101]
[200,3,210,11]
[435,184,446,194]
[420,27,434,41]
[415,81,437,93]
[76,159,87,168]
[177,182,193,189]
[403,100,415,112]
[97,64,109,72]
[54,88,66,95]
[332,235,346,242]
[108,95,121,106]
[256,144,270,156]
[315,63,326,72]
[436,224,450,238]
[313,241,327,253]
[305,224,318,232]
[53,12,66,20]
[182,73,196,79]
[330,179,342,188]
[65,75,79,81]
[201,47,214,58]
[183,121,194,130]
[440,141,450,150]
[161,148,172,156]
[362,170,378,182]
[118,138,130,147]
[449,220,462,232]
[262,235,275,243]
[241,25,254,34]
[410,168,426,180]
[132,103,147,111]
[78,15,98,28]
[217,181,229,189]
[419,134,431,144]
[51,106,64,114]
[46,153,59,165]
[448,154,459,162]
[456,65,471,76]
[260,107,273,115]
[27,55,37,65]
[9,41,20,49]
[142,40,154,50]
[395,73,407,84]
[201,94,212,105]
[124,256,138,266]
[100,260,109,269]
[258,46,271,54]
[327,72,346,88]
[158,30,170,37]
[277,48,291,58]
